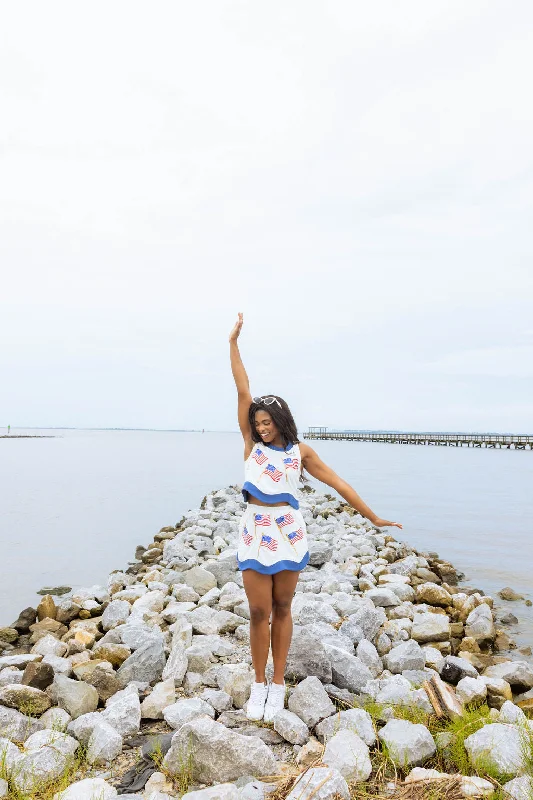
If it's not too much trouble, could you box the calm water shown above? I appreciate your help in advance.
[1,429,532,652]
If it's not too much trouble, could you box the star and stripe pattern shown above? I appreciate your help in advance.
[253,448,268,466]
[263,464,283,482]
[255,514,271,527]
[241,526,253,546]
[260,534,278,551]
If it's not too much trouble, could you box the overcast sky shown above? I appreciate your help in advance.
[2,1,532,434]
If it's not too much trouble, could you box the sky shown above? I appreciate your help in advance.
[1,1,532,434]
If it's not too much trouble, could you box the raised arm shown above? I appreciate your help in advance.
[300,443,402,529]
[229,313,253,449]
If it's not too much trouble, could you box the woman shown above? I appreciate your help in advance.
[229,312,402,722]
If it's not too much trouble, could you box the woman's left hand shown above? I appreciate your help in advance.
[372,518,403,529]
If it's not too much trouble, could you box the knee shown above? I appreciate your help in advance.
[272,599,292,618]
[249,605,271,625]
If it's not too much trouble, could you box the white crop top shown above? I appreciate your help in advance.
[242,441,302,510]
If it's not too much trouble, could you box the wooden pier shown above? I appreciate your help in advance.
[303,428,533,450]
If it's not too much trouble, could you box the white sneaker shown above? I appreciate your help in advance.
[263,681,286,723]
[246,681,269,721]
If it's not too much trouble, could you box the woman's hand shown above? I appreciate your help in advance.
[229,312,243,343]
[372,518,403,529]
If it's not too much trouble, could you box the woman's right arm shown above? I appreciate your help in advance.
[229,313,254,451]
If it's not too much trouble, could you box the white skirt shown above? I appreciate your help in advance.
[236,503,309,574]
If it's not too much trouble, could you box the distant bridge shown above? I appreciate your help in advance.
[303,428,533,450]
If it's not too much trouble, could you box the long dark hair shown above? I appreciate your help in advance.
[248,395,299,451]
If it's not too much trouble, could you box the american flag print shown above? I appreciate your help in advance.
[288,528,304,543]
[260,534,278,551]
[254,513,271,527]
[253,448,268,465]
[283,457,299,471]
[263,464,283,482]
[241,526,253,546]
[275,513,295,528]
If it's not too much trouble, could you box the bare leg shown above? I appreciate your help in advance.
[242,570,273,683]
[271,570,300,684]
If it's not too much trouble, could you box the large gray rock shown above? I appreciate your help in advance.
[308,543,334,566]
[378,719,436,767]
[322,730,372,782]
[101,689,141,736]
[501,776,533,800]
[285,766,349,800]
[465,604,495,644]
[464,723,528,777]
[217,664,254,709]
[456,677,487,706]
[163,716,278,782]
[384,640,425,674]
[186,607,242,635]
[0,705,44,741]
[102,600,131,631]
[411,613,451,643]
[182,786,239,800]
[116,639,166,687]
[40,707,71,730]
[288,676,335,728]
[12,747,69,794]
[119,623,164,651]
[0,737,24,775]
[24,729,78,757]
[182,567,217,596]
[53,777,118,800]
[285,628,332,683]
[483,662,533,691]
[365,588,400,608]
[340,607,387,642]
[86,719,123,765]
[324,646,373,692]
[67,712,102,745]
[162,640,188,684]
[315,708,376,746]
[52,674,99,719]
[356,640,383,678]
[273,709,309,745]
[163,698,215,729]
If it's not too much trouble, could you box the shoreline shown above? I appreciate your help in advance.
[1,484,532,797]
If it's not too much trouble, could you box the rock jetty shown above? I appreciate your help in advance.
[1,484,532,800]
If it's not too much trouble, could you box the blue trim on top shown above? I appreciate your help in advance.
[265,441,293,452]
[242,481,299,510]
[237,551,310,574]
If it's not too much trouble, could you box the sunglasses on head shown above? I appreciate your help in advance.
[253,396,282,408]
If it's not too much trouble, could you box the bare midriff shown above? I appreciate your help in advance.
[247,493,288,508]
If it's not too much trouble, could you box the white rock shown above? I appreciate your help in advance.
[356,640,383,678]
[40,707,72,730]
[0,706,44,741]
[501,776,533,800]
[0,779,7,798]
[498,700,527,725]
[366,588,400,607]
[405,767,447,783]
[456,677,487,706]
[483,662,533,691]
[273,709,309,745]
[86,720,123,765]
[12,747,68,794]
[24,729,79,757]
[101,689,141,736]
[67,712,102,745]
[0,737,24,775]
[52,674,99,719]
[183,786,239,800]
[464,723,527,777]
[102,600,131,630]
[461,776,495,797]
[411,613,450,643]
[162,639,188,684]
[285,766,349,800]
[163,697,215,729]
[322,730,372,782]
[183,567,217,596]
[465,604,495,643]
[288,676,335,728]
[378,719,436,767]
[53,777,118,800]
[384,640,425,673]
[163,716,277,782]
[315,709,376,746]
[31,634,68,658]
[141,679,176,719]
